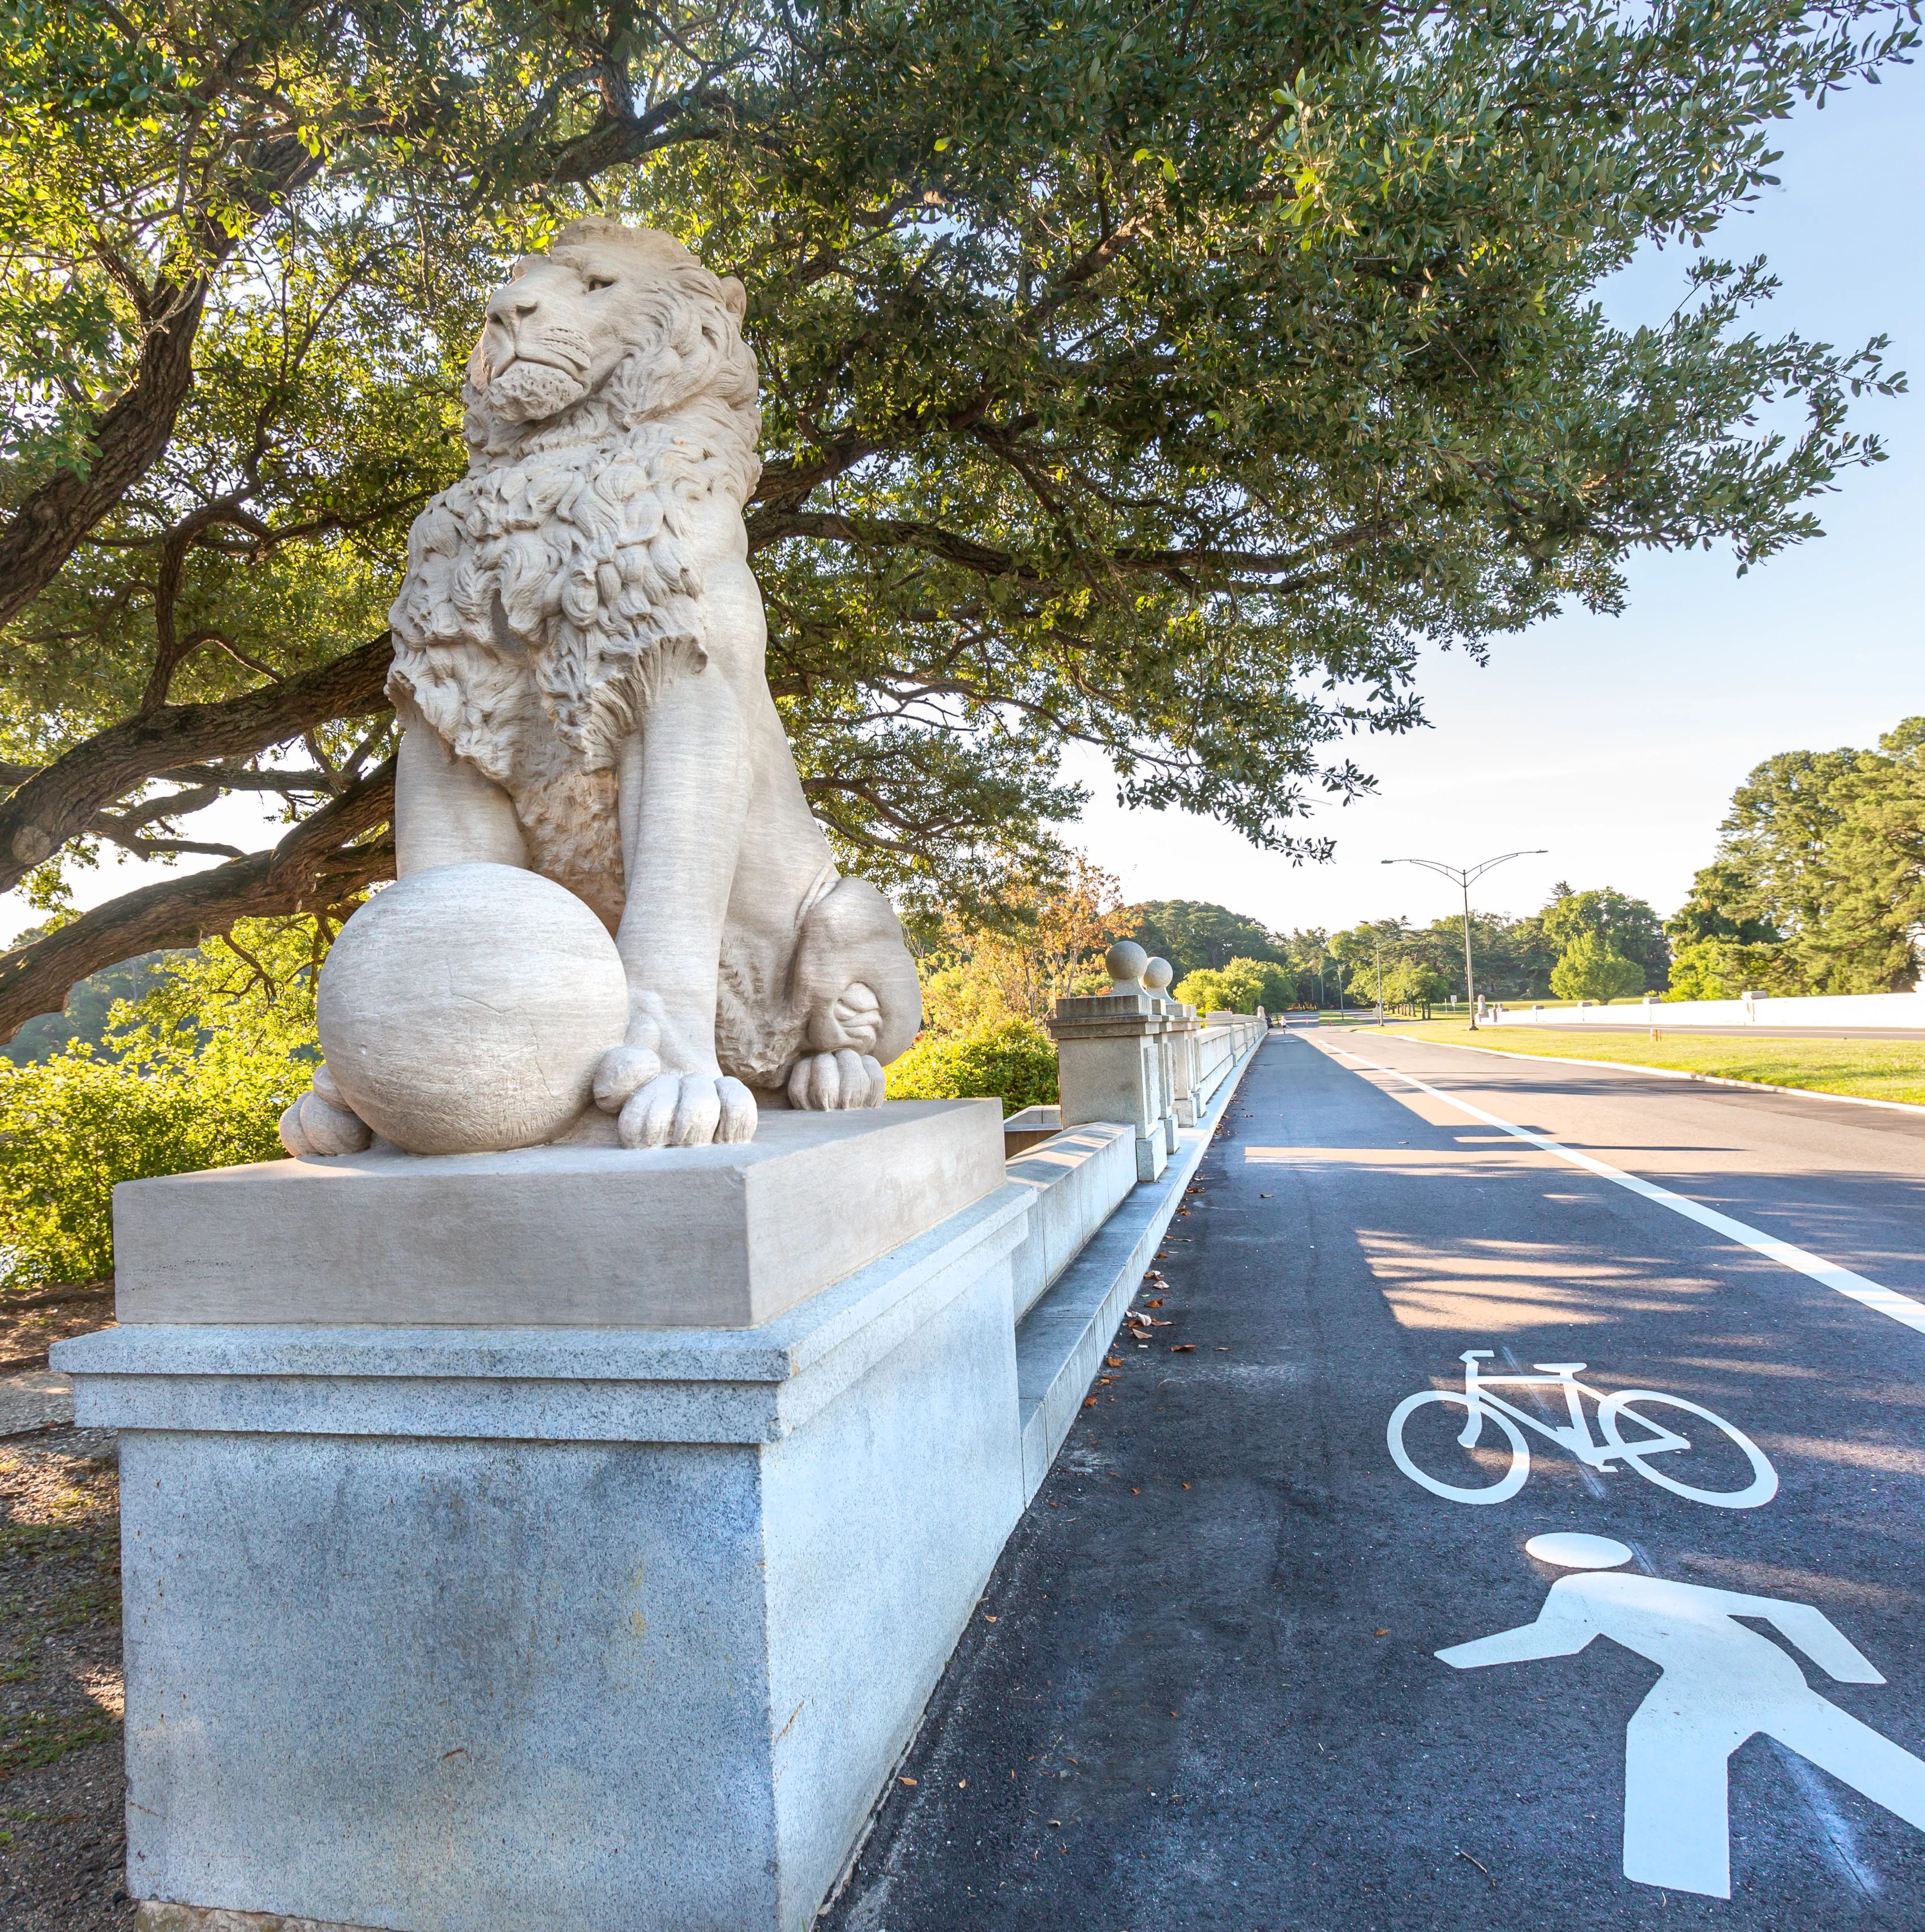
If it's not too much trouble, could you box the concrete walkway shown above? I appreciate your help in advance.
[824,1030,1925,1930]
[0,1366,73,1434]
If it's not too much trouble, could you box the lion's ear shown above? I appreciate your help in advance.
[719,276,748,322]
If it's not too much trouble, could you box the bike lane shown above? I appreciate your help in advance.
[824,1030,1925,1931]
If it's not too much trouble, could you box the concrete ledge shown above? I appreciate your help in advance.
[1004,1122,1136,1321]
[138,1907,377,1932]
[57,1187,1032,1446]
[1001,1105,1062,1156]
[0,1368,74,1435]
[1012,1031,1262,1498]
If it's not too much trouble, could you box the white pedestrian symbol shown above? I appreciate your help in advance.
[1437,1532,1925,1898]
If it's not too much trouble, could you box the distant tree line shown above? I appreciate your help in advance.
[1129,890,1670,1010]
[1134,718,1925,1012]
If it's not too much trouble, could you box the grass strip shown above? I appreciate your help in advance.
[1386,1022,1925,1106]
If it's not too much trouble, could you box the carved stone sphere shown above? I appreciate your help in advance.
[1142,956,1174,994]
[1104,940,1149,991]
[316,862,628,1156]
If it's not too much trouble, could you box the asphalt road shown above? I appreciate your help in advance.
[1470,1023,1925,1042]
[824,1030,1925,1932]
[1291,1019,1925,1041]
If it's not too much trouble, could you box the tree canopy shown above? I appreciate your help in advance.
[1127,899,1284,979]
[1541,883,1668,988]
[1549,928,1645,1001]
[1171,955,1292,1014]
[0,0,1914,1038]
[1325,908,1557,1002]
[1669,718,1925,995]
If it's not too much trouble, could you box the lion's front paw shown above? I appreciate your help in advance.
[787,1048,885,1111]
[279,1063,373,1157]
[617,1072,758,1149]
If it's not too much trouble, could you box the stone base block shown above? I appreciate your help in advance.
[112,1099,1003,1329]
[59,1176,1032,1932]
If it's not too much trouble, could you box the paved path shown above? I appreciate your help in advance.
[826,1031,1925,1930]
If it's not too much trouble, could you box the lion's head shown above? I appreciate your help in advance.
[388,222,763,798]
[463,219,759,466]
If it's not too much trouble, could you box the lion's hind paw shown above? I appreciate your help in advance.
[618,1072,757,1148]
[279,1064,373,1158]
[787,1049,885,1112]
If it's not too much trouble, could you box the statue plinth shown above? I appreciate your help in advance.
[114,1100,1002,1330]
[57,1103,1032,1932]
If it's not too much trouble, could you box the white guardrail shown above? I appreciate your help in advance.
[1485,989,1925,1031]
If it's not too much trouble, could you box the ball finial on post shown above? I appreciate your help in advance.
[1105,940,1149,993]
[1142,957,1174,995]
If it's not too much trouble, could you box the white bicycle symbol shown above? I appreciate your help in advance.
[1388,1351,1778,1509]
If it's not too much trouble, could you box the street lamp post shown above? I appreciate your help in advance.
[1382,851,1547,1030]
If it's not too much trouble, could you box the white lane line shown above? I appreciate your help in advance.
[1324,1041,1925,1338]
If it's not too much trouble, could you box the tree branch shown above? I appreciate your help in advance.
[751,509,1374,592]
[0,760,397,1043]
[0,132,326,626]
[0,637,393,894]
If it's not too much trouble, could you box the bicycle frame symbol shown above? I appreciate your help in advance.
[1388,1351,1778,1508]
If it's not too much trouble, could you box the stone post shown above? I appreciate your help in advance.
[1049,941,1171,1181]
[1142,956,1185,1151]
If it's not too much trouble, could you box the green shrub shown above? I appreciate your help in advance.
[0,919,327,1288]
[0,1039,307,1288]
[885,1018,1058,1116]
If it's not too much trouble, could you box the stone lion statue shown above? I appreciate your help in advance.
[282,220,921,1155]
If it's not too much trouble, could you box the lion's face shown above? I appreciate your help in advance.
[470,226,751,433]
[471,236,661,423]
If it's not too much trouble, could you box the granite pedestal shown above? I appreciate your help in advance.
[1048,988,1172,1181]
[55,1100,1030,1932]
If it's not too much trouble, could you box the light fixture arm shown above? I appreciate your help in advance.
[1380,850,1547,1029]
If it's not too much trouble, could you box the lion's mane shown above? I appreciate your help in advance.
[385,222,760,924]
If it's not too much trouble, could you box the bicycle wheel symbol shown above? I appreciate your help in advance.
[1597,1391,1778,1509]
[1387,1391,1532,1505]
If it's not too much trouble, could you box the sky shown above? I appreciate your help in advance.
[3,62,1919,952]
